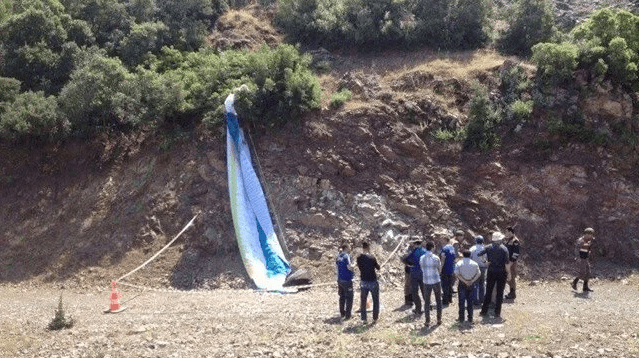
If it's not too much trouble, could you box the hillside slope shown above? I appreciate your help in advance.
[2,6,639,291]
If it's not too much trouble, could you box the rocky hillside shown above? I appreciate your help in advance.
[1,4,639,291]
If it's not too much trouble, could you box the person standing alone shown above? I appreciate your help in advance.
[402,239,426,315]
[357,242,381,323]
[336,243,354,320]
[504,227,520,299]
[572,228,595,292]
[479,232,509,319]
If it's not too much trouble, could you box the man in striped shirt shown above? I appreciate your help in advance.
[419,241,443,327]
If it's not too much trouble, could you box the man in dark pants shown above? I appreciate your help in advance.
[454,250,481,323]
[357,241,381,323]
[440,237,458,305]
[572,227,595,292]
[479,232,510,319]
[402,239,426,315]
[504,226,521,299]
[336,243,354,320]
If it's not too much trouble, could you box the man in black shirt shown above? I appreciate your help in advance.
[357,242,381,323]
[478,232,510,319]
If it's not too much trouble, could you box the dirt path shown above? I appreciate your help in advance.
[1,277,638,358]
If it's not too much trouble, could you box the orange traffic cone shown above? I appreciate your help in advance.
[105,281,127,313]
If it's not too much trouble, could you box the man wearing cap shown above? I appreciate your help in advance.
[454,250,481,323]
[440,236,458,305]
[504,227,521,299]
[420,241,443,327]
[402,239,427,315]
[571,228,595,292]
[478,232,510,319]
[336,243,355,320]
[469,235,487,306]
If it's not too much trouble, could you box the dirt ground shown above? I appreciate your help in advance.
[2,275,638,358]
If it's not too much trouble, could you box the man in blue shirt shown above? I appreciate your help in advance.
[402,239,427,315]
[440,237,458,305]
[336,243,354,320]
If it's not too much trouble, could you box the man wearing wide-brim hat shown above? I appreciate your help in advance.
[478,231,510,319]
[572,227,595,292]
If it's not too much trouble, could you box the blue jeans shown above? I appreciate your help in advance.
[458,283,474,322]
[360,281,379,321]
[424,282,442,324]
[473,267,487,305]
[338,280,353,319]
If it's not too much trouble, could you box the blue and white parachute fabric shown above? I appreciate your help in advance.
[225,93,291,291]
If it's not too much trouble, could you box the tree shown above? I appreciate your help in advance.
[0,90,70,142]
[499,0,557,57]
[120,21,168,67]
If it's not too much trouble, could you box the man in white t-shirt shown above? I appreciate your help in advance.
[454,250,481,323]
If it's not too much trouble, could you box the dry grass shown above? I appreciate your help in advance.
[388,49,509,80]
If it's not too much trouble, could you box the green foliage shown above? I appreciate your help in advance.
[0,90,70,142]
[547,118,611,146]
[569,8,639,89]
[58,51,144,134]
[509,99,533,121]
[531,42,579,86]
[0,0,91,93]
[276,0,491,50]
[330,89,352,108]
[499,0,557,57]
[0,0,13,22]
[445,0,491,50]
[120,21,168,67]
[156,0,228,51]
[463,82,502,151]
[48,294,74,331]
[433,128,464,142]
[0,77,21,104]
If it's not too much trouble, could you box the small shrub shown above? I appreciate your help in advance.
[531,42,579,86]
[48,294,74,331]
[510,99,533,121]
[0,90,70,142]
[330,89,352,108]
[433,128,463,141]
[463,82,502,151]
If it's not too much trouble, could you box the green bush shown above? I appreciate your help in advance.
[510,99,533,121]
[0,77,21,104]
[463,82,502,151]
[276,0,491,50]
[0,90,70,142]
[330,89,352,108]
[499,0,557,57]
[531,42,579,86]
[570,8,639,89]
[58,51,144,134]
[48,294,74,331]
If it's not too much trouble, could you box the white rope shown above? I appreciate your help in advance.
[116,214,199,283]
[380,234,408,268]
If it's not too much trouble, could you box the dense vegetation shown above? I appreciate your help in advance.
[275,0,492,50]
[1,0,638,151]
[0,0,320,143]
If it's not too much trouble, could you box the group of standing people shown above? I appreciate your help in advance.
[335,226,595,326]
[402,229,520,326]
